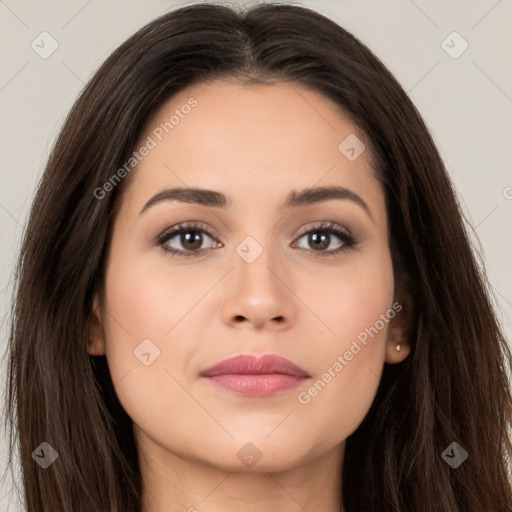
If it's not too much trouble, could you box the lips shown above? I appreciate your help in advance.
[200,354,310,378]
[200,354,311,396]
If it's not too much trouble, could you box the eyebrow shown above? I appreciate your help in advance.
[139,185,373,220]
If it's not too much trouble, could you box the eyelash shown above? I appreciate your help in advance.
[156,221,358,258]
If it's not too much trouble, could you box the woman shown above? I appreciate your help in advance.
[5,2,512,511]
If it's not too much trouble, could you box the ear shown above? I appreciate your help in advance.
[87,293,106,356]
[385,290,414,364]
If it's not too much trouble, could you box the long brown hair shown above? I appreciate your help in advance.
[4,2,512,511]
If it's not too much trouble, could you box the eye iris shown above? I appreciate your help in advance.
[309,232,329,250]
[181,230,202,250]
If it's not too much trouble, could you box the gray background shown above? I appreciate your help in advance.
[1,0,511,510]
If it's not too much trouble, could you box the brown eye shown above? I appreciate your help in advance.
[163,229,216,253]
[293,222,358,257]
[176,230,203,251]
[157,222,220,257]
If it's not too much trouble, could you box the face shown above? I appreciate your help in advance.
[89,79,410,473]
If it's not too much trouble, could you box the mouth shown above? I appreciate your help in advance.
[200,354,311,397]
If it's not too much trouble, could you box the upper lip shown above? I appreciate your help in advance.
[200,354,310,378]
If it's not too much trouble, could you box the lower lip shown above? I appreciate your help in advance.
[203,374,309,396]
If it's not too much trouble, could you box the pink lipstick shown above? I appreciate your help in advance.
[200,354,311,397]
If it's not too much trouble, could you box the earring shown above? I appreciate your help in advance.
[395,344,401,352]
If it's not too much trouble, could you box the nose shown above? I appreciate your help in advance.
[221,247,296,331]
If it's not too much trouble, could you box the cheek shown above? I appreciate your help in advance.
[307,238,395,345]
[294,247,394,440]
[100,248,209,427]
[104,244,210,344]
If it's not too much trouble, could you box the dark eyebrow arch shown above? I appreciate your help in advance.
[140,187,229,213]
[140,185,373,221]
[284,186,373,220]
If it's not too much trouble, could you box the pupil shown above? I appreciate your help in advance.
[182,231,202,250]
[310,232,329,250]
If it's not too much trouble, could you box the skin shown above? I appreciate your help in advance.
[88,79,411,512]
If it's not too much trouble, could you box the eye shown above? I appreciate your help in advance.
[293,221,358,257]
[156,220,358,258]
[157,222,221,257]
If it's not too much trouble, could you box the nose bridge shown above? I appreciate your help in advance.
[233,232,283,297]
[221,231,295,328]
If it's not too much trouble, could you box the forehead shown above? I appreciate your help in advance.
[123,79,384,220]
